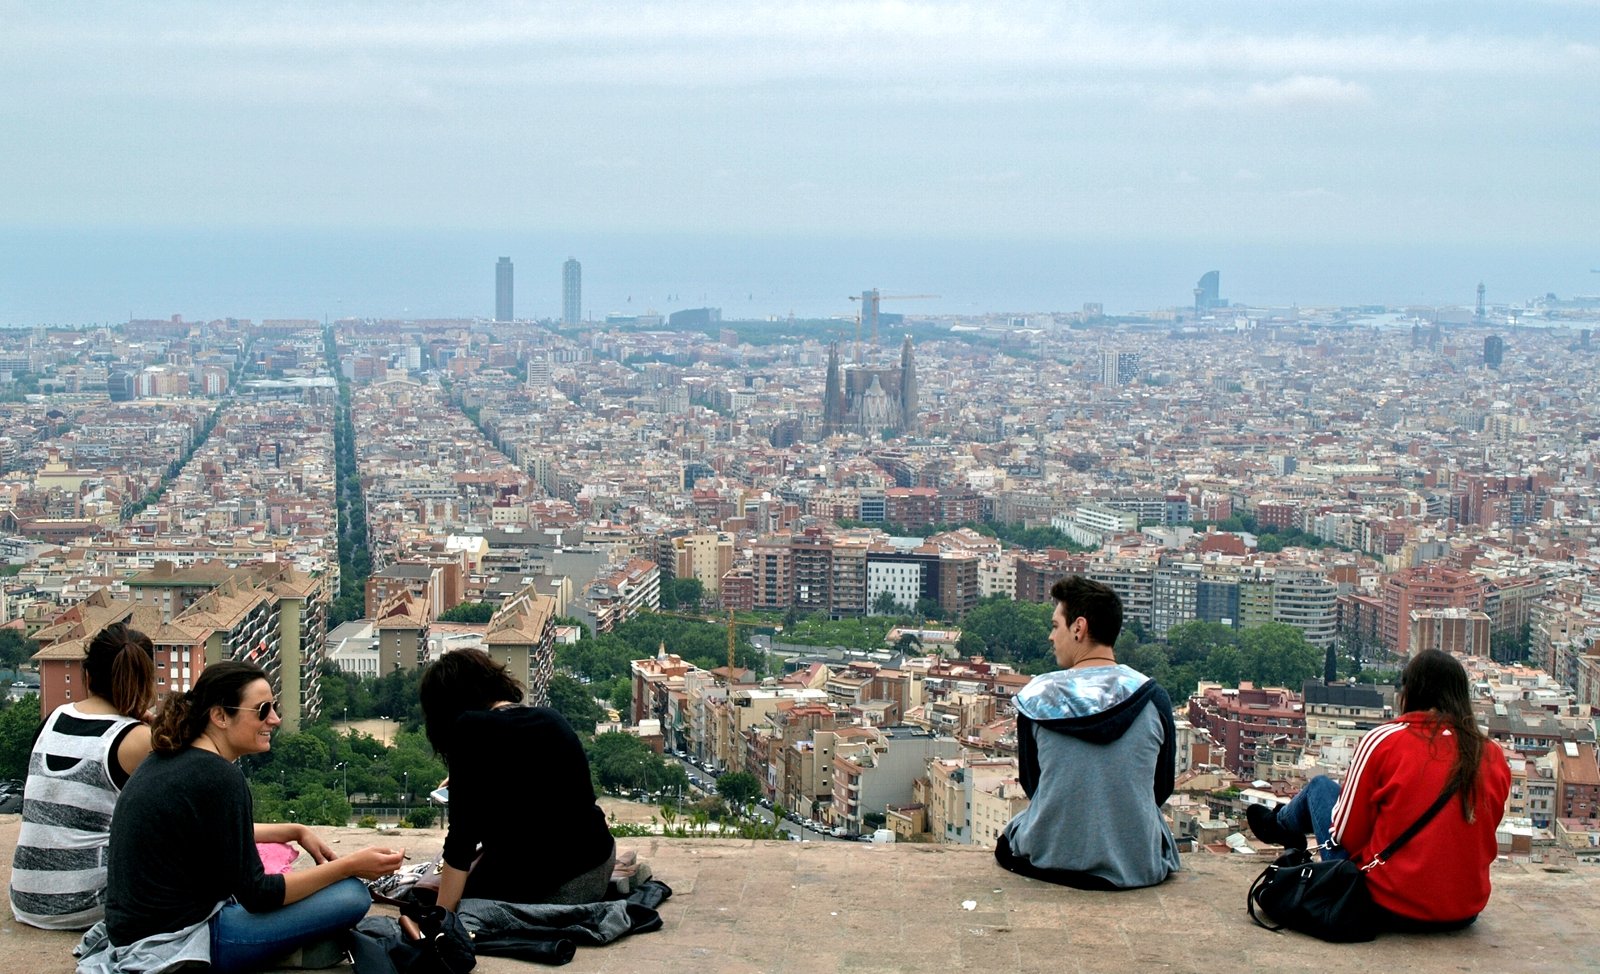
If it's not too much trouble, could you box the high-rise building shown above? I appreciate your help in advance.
[1193,270,1224,312]
[495,257,514,322]
[562,257,582,325]
[1484,335,1505,369]
[1098,350,1138,387]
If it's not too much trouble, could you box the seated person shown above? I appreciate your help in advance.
[11,623,156,930]
[995,575,1180,890]
[1247,649,1511,932]
[420,648,615,911]
[94,661,403,973]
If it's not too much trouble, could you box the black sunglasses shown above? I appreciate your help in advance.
[225,699,279,722]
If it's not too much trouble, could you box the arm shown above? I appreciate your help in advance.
[434,863,469,913]
[253,823,336,863]
[1151,687,1176,806]
[1329,722,1401,852]
[1014,714,1040,797]
[279,847,405,906]
[115,723,154,779]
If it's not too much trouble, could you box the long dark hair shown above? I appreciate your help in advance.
[1398,650,1490,819]
[419,648,523,763]
[149,660,269,755]
[84,622,157,719]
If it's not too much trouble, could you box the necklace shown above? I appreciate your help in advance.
[1076,656,1117,667]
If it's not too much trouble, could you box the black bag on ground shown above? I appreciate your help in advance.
[1246,787,1456,942]
[1247,849,1377,942]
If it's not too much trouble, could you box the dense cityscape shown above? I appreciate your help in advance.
[2,261,1598,857]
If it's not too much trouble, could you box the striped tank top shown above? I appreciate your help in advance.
[9,704,139,930]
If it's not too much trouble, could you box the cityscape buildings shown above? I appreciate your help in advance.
[2,284,1599,860]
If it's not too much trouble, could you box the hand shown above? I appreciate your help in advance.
[342,846,406,881]
[296,827,337,864]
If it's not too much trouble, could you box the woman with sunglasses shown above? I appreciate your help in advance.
[88,660,404,972]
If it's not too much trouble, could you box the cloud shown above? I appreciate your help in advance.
[1174,75,1373,111]
[3,2,1595,98]
[1244,75,1373,109]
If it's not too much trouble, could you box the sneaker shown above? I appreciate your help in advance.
[1246,803,1307,851]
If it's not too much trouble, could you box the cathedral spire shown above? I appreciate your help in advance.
[899,335,917,434]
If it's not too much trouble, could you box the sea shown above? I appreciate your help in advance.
[0,228,1594,326]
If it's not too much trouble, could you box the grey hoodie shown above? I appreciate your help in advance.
[996,665,1179,890]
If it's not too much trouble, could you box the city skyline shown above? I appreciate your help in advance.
[2,3,1597,326]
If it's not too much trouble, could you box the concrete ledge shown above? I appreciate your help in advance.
[2,817,1592,973]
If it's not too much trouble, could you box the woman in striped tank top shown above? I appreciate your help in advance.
[9,622,156,929]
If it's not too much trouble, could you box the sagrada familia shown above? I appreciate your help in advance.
[821,335,918,438]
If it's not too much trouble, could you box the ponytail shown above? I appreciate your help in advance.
[85,623,157,720]
[150,691,199,755]
[151,660,268,755]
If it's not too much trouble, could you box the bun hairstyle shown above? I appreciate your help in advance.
[150,660,269,755]
[84,622,157,720]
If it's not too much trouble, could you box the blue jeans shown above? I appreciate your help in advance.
[209,877,370,973]
[1275,775,1349,862]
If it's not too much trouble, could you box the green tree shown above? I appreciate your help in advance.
[659,578,704,611]
[0,630,38,672]
[1165,621,1237,665]
[1237,623,1321,688]
[716,770,761,807]
[586,730,685,795]
[438,602,496,624]
[1324,645,1338,684]
[892,631,923,656]
[0,695,41,779]
[548,674,605,734]
[872,591,903,616]
[959,597,1052,668]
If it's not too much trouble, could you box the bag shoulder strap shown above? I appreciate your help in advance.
[1365,786,1456,870]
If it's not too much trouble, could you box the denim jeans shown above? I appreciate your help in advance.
[1275,774,1349,862]
[209,877,371,973]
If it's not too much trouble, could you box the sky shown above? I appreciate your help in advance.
[1,2,1597,321]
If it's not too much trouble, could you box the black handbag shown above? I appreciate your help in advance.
[1247,787,1455,942]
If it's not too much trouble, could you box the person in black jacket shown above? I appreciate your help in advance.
[104,660,402,972]
[420,649,615,911]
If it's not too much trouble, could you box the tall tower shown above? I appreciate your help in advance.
[495,257,514,322]
[822,341,843,435]
[1483,335,1504,369]
[1194,271,1221,313]
[899,335,917,433]
[1475,282,1486,319]
[562,257,582,325]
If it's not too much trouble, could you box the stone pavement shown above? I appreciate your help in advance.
[2,816,1594,973]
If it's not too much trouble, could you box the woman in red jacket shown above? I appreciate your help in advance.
[1248,650,1511,931]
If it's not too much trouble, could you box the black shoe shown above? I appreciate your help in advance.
[1247,803,1307,850]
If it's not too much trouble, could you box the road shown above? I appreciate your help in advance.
[666,754,849,842]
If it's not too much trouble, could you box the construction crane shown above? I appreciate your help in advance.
[646,606,763,682]
[847,289,938,363]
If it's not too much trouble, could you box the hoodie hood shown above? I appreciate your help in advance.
[1015,665,1159,745]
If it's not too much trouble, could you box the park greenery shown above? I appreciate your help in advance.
[438,601,496,624]
[325,326,371,628]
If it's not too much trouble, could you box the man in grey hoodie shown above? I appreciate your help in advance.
[995,575,1180,890]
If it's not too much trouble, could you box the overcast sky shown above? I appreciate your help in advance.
[2,1,1596,247]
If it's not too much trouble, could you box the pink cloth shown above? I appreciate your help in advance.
[256,842,299,875]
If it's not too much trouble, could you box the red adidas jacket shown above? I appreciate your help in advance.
[1331,712,1512,922]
